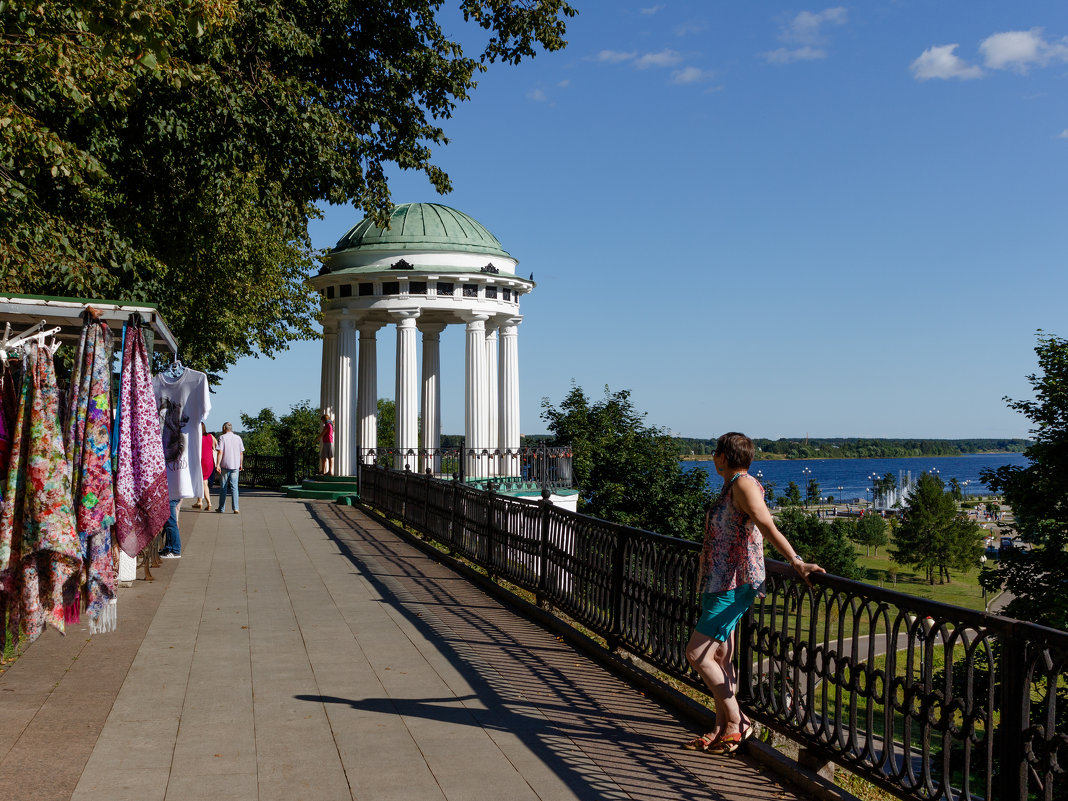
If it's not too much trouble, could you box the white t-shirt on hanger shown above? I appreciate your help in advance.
[152,368,211,500]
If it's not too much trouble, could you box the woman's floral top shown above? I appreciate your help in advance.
[699,472,766,596]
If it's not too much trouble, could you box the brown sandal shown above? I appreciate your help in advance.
[706,731,743,755]
[682,732,719,751]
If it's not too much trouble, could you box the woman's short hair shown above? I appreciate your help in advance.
[716,432,755,469]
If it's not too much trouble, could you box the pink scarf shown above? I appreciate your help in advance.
[114,325,169,557]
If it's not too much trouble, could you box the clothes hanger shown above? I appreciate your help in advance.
[163,356,185,378]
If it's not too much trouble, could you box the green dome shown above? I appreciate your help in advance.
[332,203,512,259]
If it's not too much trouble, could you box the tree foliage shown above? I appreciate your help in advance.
[980,333,1068,629]
[0,0,575,377]
[240,399,320,460]
[782,481,802,506]
[774,508,860,579]
[891,472,984,584]
[541,384,713,541]
[853,512,889,557]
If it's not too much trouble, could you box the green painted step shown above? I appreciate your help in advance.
[283,476,360,501]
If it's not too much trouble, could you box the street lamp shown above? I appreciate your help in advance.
[869,472,879,510]
[802,467,812,507]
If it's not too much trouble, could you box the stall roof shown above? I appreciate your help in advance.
[0,294,178,354]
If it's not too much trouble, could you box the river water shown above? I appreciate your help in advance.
[681,452,1028,502]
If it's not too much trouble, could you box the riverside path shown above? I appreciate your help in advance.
[0,491,819,801]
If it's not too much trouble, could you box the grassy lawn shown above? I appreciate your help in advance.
[852,545,989,612]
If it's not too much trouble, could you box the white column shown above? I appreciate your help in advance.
[393,311,420,470]
[464,313,490,479]
[485,325,499,475]
[336,317,357,476]
[420,323,446,474]
[499,316,522,478]
[320,317,339,419]
[356,322,382,466]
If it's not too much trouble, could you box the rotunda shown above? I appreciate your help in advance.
[309,203,532,478]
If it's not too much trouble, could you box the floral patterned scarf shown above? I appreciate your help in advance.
[65,315,117,629]
[114,323,169,557]
[0,341,82,643]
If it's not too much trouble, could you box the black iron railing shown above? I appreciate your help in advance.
[241,452,318,488]
[357,463,1068,801]
[359,444,574,491]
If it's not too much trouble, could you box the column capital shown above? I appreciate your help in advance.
[461,311,491,325]
[496,314,524,329]
[389,308,421,326]
[418,322,448,338]
[356,321,384,337]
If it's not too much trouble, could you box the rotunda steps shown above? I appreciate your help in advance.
[283,475,360,502]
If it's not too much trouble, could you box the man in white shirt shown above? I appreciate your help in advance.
[216,422,245,514]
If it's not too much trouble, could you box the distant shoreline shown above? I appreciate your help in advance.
[681,450,1027,462]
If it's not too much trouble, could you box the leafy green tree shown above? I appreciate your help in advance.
[980,333,1068,629]
[240,400,320,460]
[774,508,860,579]
[891,472,984,584]
[853,512,889,557]
[541,384,713,541]
[806,478,821,506]
[240,409,282,456]
[763,480,778,508]
[1,0,575,376]
[948,477,964,502]
[377,398,396,453]
[783,481,803,506]
[278,401,321,462]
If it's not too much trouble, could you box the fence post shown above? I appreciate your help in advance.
[998,624,1030,801]
[486,482,498,581]
[285,447,296,486]
[536,489,551,607]
[402,464,411,524]
[607,528,627,651]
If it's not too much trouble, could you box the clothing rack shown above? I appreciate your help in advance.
[0,294,178,354]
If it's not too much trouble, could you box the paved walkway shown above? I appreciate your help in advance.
[1,492,815,801]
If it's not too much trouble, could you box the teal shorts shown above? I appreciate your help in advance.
[695,585,759,642]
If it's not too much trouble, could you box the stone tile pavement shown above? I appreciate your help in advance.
[1,490,818,801]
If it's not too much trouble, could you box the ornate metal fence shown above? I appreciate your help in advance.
[241,452,317,488]
[359,444,574,490]
[358,464,1068,801]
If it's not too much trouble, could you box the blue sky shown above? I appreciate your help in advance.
[210,2,1067,440]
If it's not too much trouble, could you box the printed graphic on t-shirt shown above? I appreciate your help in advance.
[159,398,188,464]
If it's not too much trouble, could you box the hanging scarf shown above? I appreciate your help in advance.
[0,341,82,643]
[65,315,117,631]
[114,324,169,557]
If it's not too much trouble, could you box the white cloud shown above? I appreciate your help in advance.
[763,46,826,64]
[910,44,983,81]
[595,49,637,64]
[980,28,1068,73]
[781,7,847,45]
[526,88,548,102]
[557,79,571,88]
[635,49,683,69]
[764,7,846,64]
[675,21,708,37]
[640,5,663,14]
[1059,129,1068,139]
[671,66,717,84]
